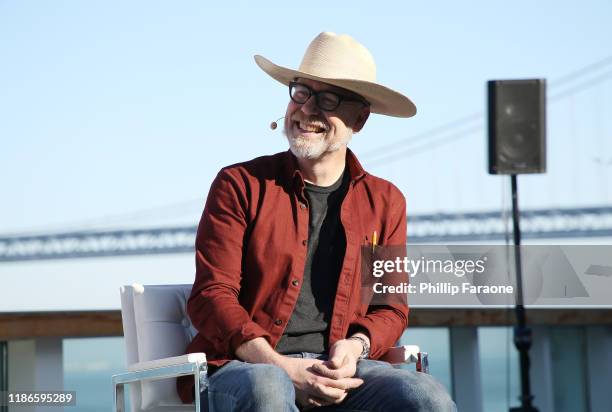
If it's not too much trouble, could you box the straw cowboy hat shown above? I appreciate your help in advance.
[254,32,416,118]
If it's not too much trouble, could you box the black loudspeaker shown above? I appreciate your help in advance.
[488,79,546,174]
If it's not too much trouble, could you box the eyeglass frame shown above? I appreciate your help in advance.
[288,80,370,112]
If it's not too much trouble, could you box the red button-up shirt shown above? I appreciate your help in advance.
[177,149,408,403]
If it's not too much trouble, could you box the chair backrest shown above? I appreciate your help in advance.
[120,284,198,412]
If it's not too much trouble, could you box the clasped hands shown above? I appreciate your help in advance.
[279,338,365,409]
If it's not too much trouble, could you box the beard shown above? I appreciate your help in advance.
[283,117,353,160]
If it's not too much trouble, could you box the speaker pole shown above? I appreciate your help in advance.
[509,174,538,412]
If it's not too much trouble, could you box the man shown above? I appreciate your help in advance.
[177,32,455,411]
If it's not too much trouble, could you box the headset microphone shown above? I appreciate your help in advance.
[270,117,285,130]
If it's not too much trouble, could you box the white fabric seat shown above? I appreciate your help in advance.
[113,284,204,412]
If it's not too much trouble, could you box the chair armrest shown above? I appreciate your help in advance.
[112,353,208,412]
[127,353,207,372]
[380,345,420,364]
[380,345,429,374]
[112,353,207,386]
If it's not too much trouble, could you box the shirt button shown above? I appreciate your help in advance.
[302,239,307,246]
[299,202,307,210]
[274,319,283,325]
[292,279,299,286]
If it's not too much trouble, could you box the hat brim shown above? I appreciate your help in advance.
[254,55,416,118]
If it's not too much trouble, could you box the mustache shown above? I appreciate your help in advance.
[290,114,329,129]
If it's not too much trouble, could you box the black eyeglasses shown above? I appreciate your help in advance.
[289,81,369,112]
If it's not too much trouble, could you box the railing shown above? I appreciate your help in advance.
[2,308,612,339]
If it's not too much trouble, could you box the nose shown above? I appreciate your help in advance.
[299,95,321,116]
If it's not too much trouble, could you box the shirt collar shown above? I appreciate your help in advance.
[281,148,367,189]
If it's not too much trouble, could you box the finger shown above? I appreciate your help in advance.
[327,361,355,378]
[313,361,356,380]
[308,396,330,408]
[327,354,346,369]
[333,392,348,404]
[311,362,344,379]
[340,377,365,390]
[311,382,347,403]
[317,376,364,391]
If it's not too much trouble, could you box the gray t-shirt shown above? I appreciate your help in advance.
[276,170,349,354]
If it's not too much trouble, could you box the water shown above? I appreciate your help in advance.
[64,337,131,412]
[65,370,128,412]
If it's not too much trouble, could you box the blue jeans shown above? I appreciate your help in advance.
[200,353,456,411]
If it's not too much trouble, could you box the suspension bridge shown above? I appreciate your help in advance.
[1,55,611,263]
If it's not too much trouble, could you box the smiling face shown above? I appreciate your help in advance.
[283,78,370,160]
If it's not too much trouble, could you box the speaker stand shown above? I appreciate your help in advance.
[509,175,538,412]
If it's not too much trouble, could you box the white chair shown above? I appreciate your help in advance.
[112,283,429,412]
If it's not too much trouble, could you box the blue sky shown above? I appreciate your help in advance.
[1,1,611,235]
[1,1,612,310]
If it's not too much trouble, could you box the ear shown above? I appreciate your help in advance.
[352,106,370,133]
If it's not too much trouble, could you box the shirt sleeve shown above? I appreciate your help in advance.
[187,168,272,356]
[348,188,409,359]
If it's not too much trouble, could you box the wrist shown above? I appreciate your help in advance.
[235,337,286,367]
[347,335,370,359]
[345,338,364,359]
[269,352,289,368]
[271,355,300,381]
